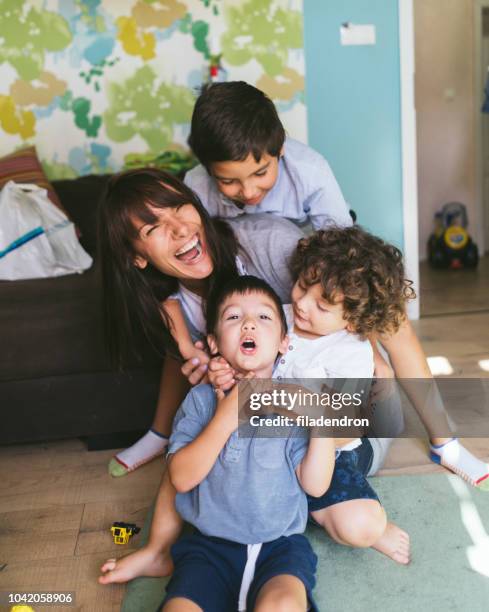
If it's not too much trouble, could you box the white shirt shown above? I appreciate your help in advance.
[274,305,374,452]
[184,137,352,230]
[274,305,374,380]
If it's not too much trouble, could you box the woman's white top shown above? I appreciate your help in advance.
[169,256,247,336]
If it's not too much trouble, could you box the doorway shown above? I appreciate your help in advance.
[414,0,489,318]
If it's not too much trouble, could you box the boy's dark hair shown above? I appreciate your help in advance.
[98,168,239,368]
[290,226,416,338]
[188,81,285,169]
[206,275,288,339]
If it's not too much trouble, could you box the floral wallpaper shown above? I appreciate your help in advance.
[0,0,306,179]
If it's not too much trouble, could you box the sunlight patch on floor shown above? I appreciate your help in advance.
[427,356,454,376]
[448,475,489,578]
[478,359,489,373]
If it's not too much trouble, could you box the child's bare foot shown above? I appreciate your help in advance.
[372,522,410,565]
[98,546,173,584]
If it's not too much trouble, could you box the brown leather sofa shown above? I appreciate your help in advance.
[0,175,162,446]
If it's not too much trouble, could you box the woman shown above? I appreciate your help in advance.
[99,168,303,476]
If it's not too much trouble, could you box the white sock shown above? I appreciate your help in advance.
[431,439,489,488]
[114,429,169,471]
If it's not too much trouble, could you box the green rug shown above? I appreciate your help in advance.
[122,474,489,612]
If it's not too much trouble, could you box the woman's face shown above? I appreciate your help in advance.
[132,203,214,281]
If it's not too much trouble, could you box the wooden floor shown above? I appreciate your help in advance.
[1,310,489,610]
[420,252,489,317]
[0,440,164,611]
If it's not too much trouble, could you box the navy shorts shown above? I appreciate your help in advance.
[160,531,318,611]
[307,438,380,512]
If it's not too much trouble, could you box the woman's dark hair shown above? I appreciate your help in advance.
[290,226,416,338]
[98,168,239,369]
[188,81,285,169]
[206,275,288,339]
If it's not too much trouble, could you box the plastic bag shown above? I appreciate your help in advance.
[0,181,93,280]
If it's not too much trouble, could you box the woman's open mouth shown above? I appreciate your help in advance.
[240,336,257,355]
[175,235,204,263]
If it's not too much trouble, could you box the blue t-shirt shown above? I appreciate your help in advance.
[168,384,309,544]
[184,137,352,230]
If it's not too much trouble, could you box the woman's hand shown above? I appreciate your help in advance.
[180,341,210,386]
[180,342,210,368]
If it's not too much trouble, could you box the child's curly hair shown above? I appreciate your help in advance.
[290,226,416,338]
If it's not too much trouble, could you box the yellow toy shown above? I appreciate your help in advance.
[428,202,478,268]
[110,522,140,545]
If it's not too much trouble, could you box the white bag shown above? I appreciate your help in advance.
[0,181,92,280]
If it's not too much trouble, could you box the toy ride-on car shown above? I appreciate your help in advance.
[428,202,479,269]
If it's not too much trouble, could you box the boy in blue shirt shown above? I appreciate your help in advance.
[162,275,335,611]
[185,81,489,489]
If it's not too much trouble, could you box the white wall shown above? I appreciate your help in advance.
[415,0,476,260]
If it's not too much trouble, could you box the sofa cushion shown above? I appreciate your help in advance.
[2,368,160,444]
[0,261,162,381]
[52,174,110,256]
[0,264,106,380]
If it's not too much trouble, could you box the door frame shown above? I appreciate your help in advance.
[475,0,489,255]
[399,0,420,319]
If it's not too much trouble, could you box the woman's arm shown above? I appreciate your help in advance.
[296,435,335,498]
[180,344,210,385]
[163,299,209,363]
[378,318,431,378]
[378,318,452,441]
[168,386,238,493]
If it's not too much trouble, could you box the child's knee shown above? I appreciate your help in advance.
[255,593,305,612]
[162,598,202,612]
[254,575,307,612]
[330,502,386,548]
